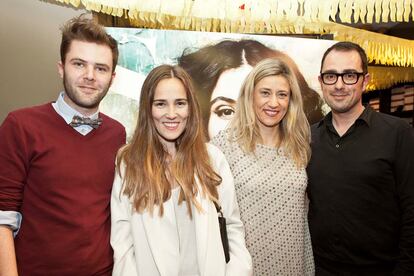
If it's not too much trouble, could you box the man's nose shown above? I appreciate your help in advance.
[84,65,95,80]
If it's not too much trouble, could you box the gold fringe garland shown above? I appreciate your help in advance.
[52,0,414,24]
[304,21,414,67]
[53,0,414,70]
[367,66,414,91]
[192,0,412,24]
[53,0,414,67]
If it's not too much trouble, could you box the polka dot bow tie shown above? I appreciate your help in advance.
[70,115,102,129]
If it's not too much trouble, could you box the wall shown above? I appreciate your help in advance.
[0,0,86,123]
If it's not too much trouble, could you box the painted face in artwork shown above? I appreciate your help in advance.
[208,64,253,139]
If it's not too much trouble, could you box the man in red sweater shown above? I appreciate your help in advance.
[0,15,125,275]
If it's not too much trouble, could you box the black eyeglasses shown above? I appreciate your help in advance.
[320,72,366,85]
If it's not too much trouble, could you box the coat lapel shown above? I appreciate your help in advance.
[142,199,180,276]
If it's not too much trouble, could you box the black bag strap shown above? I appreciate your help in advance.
[213,201,230,263]
[213,201,224,217]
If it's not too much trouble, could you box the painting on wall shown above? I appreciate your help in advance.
[101,28,335,140]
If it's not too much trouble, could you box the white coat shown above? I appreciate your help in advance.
[111,143,252,276]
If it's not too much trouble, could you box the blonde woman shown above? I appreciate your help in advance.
[211,58,314,275]
[110,64,252,276]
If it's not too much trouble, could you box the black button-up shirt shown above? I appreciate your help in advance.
[307,106,414,275]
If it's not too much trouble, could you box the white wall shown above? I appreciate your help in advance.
[0,0,87,123]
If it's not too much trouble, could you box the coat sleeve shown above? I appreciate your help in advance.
[207,143,253,276]
[110,164,139,276]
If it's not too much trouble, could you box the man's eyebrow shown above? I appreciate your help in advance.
[95,63,111,69]
[321,69,361,74]
[69,58,110,69]
[210,96,237,105]
[342,69,362,73]
[69,58,87,63]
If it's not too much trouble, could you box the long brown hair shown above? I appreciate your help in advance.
[117,65,221,217]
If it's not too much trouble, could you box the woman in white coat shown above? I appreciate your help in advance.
[111,64,252,276]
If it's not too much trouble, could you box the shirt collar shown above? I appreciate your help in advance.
[317,105,373,129]
[53,92,99,125]
[358,105,373,127]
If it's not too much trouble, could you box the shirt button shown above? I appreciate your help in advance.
[335,144,340,148]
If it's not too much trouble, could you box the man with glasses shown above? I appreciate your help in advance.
[307,41,414,275]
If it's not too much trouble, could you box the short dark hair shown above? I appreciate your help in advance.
[60,15,118,72]
[320,41,368,74]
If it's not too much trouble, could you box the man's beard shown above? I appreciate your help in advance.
[63,75,111,110]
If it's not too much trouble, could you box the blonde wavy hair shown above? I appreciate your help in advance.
[117,65,221,217]
[229,58,311,168]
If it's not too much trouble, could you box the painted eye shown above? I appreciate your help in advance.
[214,105,235,119]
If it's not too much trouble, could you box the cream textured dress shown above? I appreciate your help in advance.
[212,131,314,276]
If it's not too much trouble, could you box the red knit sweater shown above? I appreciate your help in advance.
[0,103,125,276]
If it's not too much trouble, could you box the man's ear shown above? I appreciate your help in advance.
[318,75,323,89]
[109,71,116,87]
[57,61,64,78]
[362,73,371,91]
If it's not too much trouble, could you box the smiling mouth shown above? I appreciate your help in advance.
[79,86,97,92]
[162,122,180,130]
[331,93,348,99]
[264,109,278,117]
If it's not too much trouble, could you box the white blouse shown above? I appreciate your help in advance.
[171,187,199,276]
